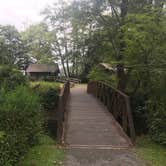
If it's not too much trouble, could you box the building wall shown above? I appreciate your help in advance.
[28,72,58,81]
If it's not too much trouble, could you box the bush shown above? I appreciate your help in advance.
[30,81,61,138]
[88,66,117,87]
[131,92,148,135]
[147,97,166,145]
[0,65,28,90]
[30,81,60,111]
[0,86,43,165]
[144,71,166,145]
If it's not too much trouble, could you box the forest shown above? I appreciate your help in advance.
[0,0,166,165]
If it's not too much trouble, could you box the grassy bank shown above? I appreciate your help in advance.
[18,135,64,166]
[30,81,61,91]
[136,136,166,166]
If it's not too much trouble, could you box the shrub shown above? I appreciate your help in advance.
[30,81,60,111]
[147,97,166,145]
[0,65,28,90]
[0,86,43,165]
[145,71,166,145]
[30,81,61,138]
[88,66,117,87]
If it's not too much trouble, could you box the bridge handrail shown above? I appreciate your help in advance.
[57,77,81,83]
[57,80,70,142]
[87,81,136,143]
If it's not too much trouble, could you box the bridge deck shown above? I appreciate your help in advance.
[64,85,143,166]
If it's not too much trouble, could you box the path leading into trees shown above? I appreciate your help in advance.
[64,85,144,166]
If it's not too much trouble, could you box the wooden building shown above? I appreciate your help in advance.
[98,63,116,73]
[26,64,59,81]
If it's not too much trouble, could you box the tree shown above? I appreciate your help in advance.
[21,23,54,65]
[42,0,103,77]
[0,25,26,68]
[42,1,72,76]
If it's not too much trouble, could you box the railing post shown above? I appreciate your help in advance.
[57,97,63,141]
[125,97,136,143]
[122,100,128,133]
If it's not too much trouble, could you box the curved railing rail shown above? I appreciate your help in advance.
[57,81,70,142]
[57,77,81,84]
[87,81,136,143]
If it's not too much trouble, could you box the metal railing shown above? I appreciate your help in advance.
[87,81,136,143]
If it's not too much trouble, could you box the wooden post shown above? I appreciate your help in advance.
[125,97,136,143]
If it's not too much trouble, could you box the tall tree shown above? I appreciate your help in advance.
[0,25,26,68]
[21,23,54,65]
[42,1,72,77]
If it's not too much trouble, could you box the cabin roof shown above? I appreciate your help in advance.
[26,64,59,73]
[99,63,115,71]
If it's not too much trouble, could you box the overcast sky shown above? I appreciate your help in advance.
[0,0,70,31]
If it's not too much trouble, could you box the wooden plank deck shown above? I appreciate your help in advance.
[64,85,143,166]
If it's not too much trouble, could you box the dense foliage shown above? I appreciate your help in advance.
[0,65,61,165]
[0,65,28,90]
[88,66,117,87]
[21,23,54,64]
[0,25,29,70]
[30,81,60,111]
[0,86,43,165]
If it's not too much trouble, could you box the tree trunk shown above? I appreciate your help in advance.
[60,57,67,77]
[71,58,75,76]
[66,57,70,77]
[116,0,128,92]
[117,64,127,91]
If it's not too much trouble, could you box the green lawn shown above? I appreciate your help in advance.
[18,135,65,166]
[136,136,166,166]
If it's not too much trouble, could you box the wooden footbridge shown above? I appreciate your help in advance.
[56,81,143,165]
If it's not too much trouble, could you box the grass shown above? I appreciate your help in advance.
[136,136,166,166]
[18,135,65,166]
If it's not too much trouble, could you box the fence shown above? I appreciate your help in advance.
[87,81,136,143]
[57,80,70,142]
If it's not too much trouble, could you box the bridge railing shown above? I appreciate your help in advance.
[87,81,136,143]
[57,77,81,84]
[57,80,70,143]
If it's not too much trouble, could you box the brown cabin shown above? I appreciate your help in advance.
[26,64,60,81]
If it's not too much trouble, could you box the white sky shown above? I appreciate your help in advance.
[0,0,71,31]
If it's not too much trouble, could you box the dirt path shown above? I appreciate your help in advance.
[64,85,144,166]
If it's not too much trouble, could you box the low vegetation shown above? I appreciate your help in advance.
[0,65,28,90]
[18,135,64,166]
[30,81,60,111]
[0,67,62,165]
[136,136,166,166]
[0,86,43,165]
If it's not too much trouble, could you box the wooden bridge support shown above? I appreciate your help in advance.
[57,81,70,143]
